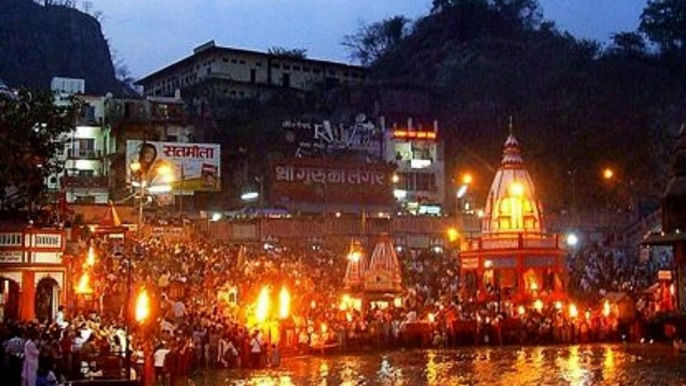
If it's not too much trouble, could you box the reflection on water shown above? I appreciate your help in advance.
[192,344,686,386]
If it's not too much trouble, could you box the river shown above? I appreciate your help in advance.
[191,344,686,386]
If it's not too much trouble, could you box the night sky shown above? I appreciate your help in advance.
[93,0,648,78]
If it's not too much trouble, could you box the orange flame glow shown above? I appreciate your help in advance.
[279,286,290,319]
[256,286,270,323]
[75,273,93,294]
[135,289,150,323]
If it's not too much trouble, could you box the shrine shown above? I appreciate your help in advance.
[0,226,68,322]
[459,131,566,306]
[342,234,403,311]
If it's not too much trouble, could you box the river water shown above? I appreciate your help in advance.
[192,344,686,386]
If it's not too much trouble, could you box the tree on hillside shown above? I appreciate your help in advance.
[608,32,647,57]
[0,89,80,211]
[342,16,411,66]
[640,0,686,58]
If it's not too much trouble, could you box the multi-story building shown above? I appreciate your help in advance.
[48,78,113,204]
[135,41,368,99]
[384,118,445,215]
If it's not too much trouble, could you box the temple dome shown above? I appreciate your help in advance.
[482,133,544,234]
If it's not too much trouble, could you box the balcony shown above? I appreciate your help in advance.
[61,176,108,189]
[67,149,102,159]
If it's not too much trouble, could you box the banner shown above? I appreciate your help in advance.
[126,140,221,192]
[272,158,394,205]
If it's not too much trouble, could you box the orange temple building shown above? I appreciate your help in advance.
[0,226,68,322]
[459,131,566,305]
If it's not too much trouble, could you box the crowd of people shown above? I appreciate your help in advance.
[0,228,676,386]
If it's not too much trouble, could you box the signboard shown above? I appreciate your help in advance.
[272,158,394,205]
[0,251,23,263]
[126,140,221,192]
[658,270,673,281]
[282,115,383,159]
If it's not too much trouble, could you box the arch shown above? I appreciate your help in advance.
[35,277,60,324]
[0,276,21,322]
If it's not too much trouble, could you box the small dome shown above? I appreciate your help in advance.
[482,133,544,234]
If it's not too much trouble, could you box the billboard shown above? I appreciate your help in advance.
[281,114,383,160]
[126,140,221,192]
[272,158,393,205]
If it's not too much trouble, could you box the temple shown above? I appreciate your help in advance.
[342,234,403,310]
[459,131,566,307]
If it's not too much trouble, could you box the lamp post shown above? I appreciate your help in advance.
[130,161,175,229]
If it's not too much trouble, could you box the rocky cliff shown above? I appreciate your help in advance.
[0,0,120,94]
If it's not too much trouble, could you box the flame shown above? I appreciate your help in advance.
[279,286,290,319]
[256,286,270,323]
[75,273,93,294]
[85,246,96,267]
[602,300,611,317]
[135,289,150,323]
[569,303,579,318]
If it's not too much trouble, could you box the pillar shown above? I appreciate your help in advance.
[20,270,35,321]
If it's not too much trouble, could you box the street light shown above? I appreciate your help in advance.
[603,167,614,180]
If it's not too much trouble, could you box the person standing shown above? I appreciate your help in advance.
[5,327,25,386]
[249,331,262,369]
[22,331,39,386]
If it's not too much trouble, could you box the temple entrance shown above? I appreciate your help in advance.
[0,277,20,322]
[35,278,60,323]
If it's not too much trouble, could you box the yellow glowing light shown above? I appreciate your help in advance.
[347,251,361,263]
[75,273,93,294]
[510,182,525,197]
[310,300,316,309]
[530,282,539,291]
[85,245,96,267]
[603,168,614,180]
[321,323,327,333]
[392,173,400,184]
[447,228,459,243]
[256,286,270,323]
[602,300,611,317]
[484,260,493,269]
[670,283,676,296]
[517,305,526,316]
[157,164,172,177]
[346,312,353,322]
[428,313,435,323]
[129,162,141,172]
[462,173,473,185]
[279,286,290,319]
[394,297,403,308]
[533,299,544,312]
[135,289,150,323]
[340,294,351,311]
[585,310,592,320]
[569,303,579,319]
[554,301,563,310]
